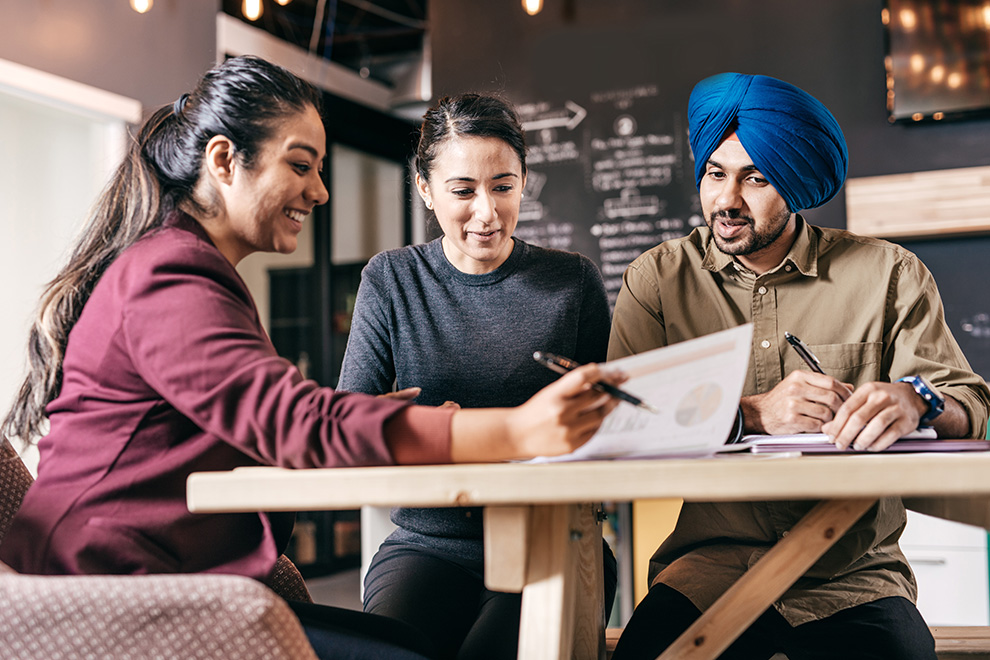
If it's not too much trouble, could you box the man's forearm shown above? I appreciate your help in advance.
[933,395,975,439]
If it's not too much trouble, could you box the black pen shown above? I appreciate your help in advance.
[532,351,659,414]
[784,332,825,374]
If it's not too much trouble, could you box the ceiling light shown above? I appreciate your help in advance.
[899,8,917,31]
[522,0,543,16]
[130,0,153,13]
[243,0,263,21]
[275,0,292,5]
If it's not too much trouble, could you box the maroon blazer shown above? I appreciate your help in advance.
[1,213,449,580]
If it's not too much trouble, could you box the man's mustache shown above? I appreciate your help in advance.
[710,209,753,223]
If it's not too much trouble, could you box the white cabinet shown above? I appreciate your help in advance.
[901,511,989,626]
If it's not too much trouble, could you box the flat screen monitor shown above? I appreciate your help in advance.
[883,0,990,123]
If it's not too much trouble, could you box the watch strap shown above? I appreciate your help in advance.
[897,375,945,425]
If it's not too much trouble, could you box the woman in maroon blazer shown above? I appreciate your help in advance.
[0,56,619,659]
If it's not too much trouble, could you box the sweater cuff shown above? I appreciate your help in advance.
[384,405,455,465]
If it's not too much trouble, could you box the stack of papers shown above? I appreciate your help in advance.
[529,324,753,462]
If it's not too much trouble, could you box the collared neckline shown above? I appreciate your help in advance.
[701,214,818,278]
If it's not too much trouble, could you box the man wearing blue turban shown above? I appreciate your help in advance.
[609,73,990,659]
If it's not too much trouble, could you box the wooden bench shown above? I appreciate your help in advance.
[604,626,990,659]
[933,627,990,660]
[604,628,621,657]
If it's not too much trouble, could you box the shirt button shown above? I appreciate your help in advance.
[785,265,793,272]
[761,340,771,349]
[758,286,768,295]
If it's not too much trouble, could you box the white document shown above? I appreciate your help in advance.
[531,324,753,462]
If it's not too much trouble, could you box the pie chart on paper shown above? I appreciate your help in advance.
[674,383,722,426]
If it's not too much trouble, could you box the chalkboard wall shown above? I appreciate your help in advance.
[430,0,990,379]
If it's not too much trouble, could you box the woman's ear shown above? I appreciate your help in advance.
[204,135,237,186]
[415,172,433,210]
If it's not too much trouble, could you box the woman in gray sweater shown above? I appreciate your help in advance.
[338,93,616,659]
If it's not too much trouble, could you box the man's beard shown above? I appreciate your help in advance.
[707,208,791,256]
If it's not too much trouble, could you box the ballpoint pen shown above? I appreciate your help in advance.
[784,332,825,374]
[532,351,660,414]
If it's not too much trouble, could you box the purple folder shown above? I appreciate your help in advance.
[746,438,990,454]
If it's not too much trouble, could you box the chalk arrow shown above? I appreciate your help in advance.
[521,100,587,132]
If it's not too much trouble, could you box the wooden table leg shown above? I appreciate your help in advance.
[657,497,877,660]
[485,503,603,660]
[484,506,531,592]
[571,503,606,660]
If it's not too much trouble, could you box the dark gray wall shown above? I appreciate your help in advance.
[432,0,990,220]
[0,0,217,112]
[430,0,990,378]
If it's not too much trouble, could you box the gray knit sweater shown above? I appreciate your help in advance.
[338,236,610,559]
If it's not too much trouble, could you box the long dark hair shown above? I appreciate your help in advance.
[414,93,527,182]
[3,55,323,444]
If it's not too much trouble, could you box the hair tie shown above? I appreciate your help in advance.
[172,93,190,117]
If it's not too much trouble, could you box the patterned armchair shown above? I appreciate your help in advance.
[0,437,318,659]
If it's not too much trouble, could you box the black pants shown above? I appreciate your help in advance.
[611,584,937,660]
[287,599,435,660]
[363,539,618,660]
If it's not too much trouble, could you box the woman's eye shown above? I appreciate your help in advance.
[451,188,473,197]
[494,185,513,193]
[294,163,311,173]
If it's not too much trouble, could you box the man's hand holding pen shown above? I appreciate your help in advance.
[741,332,856,437]
[766,331,957,452]
[740,369,853,435]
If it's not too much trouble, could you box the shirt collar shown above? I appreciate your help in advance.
[701,214,818,278]
[783,215,818,277]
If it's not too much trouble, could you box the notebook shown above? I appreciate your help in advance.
[729,427,990,454]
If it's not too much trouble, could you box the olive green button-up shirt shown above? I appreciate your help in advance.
[608,216,990,625]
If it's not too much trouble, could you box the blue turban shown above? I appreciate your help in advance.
[688,73,849,212]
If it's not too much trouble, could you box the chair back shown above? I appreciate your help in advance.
[0,438,34,546]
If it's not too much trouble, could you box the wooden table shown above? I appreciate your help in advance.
[187,451,990,660]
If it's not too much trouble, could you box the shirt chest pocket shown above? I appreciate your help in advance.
[783,341,883,386]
